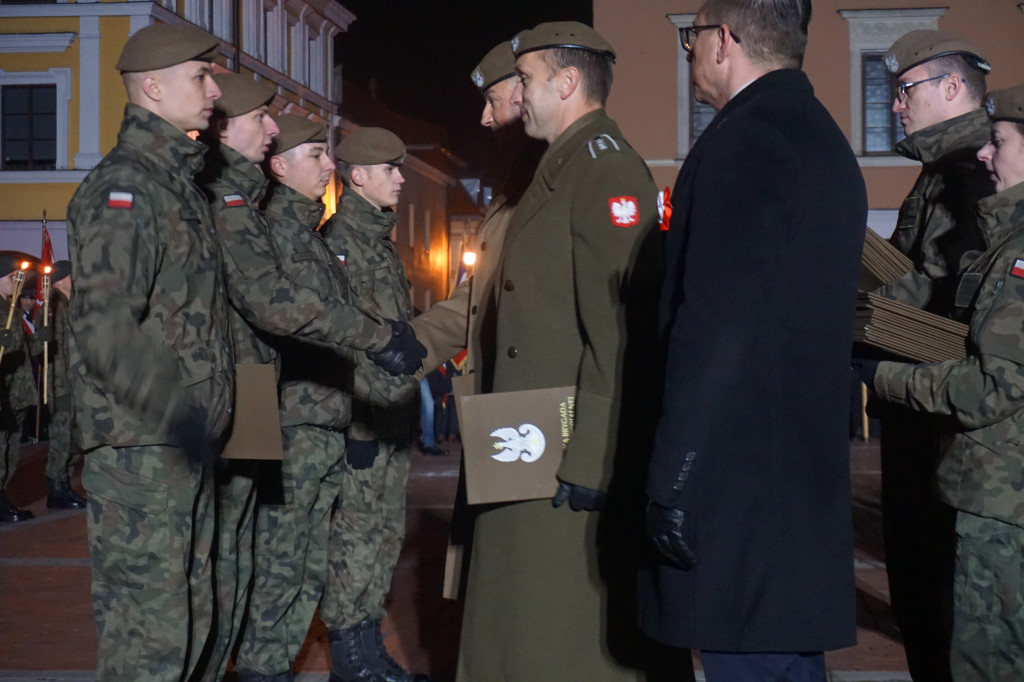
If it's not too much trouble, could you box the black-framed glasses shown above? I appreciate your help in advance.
[679,24,741,53]
[895,73,950,102]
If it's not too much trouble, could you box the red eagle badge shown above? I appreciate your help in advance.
[608,196,639,228]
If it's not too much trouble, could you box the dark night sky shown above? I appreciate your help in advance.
[334,0,591,173]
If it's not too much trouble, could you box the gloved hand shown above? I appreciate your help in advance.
[168,402,215,469]
[346,439,379,470]
[34,324,54,344]
[551,480,606,511]
[366,320,427,377]
[851,358,880,387]
[646,500,698,570]
[0,327,14,349]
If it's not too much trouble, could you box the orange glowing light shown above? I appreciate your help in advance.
[463,251,477,267]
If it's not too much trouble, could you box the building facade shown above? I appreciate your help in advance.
[595,0,1024,237]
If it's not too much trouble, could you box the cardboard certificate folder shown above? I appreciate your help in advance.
[453,376,575,505]
[221,363,284,460]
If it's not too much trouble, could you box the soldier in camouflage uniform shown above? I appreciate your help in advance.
[66,23,233,682]
[197,77,427,682]
[29,260,86,509]
[860,84,1024,682]
[317,127,426,682]
[0,257,36,523]
[868,32,996,680]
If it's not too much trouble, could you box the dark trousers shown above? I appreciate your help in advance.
[701,651,825,682]
[880,413,955,682]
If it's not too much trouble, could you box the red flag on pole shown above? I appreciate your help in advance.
[36,210,54,311]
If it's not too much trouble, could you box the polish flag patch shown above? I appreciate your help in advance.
[1011,258,1024,278]
[107,191,134,209]
[223,194,246,208]
[608,196,639,228]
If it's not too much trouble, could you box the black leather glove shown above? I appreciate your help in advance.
[346,438,379,470]
[852,358,880,387]
[366,320,427,377]
[646,500,698,570]
[35,324,54,344]
[551,480,606,511]
[0,328,14,349]
[169,403,215,468]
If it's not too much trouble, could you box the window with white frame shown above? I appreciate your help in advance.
[0,69,70,172]
[839,8,946,163]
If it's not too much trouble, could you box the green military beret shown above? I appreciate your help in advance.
[884,30,990,77]
[213,74,276,117]
[0,256,18,278]
[511,21,616,62]
[51,260,72,283]
[335,127,406,166]
[471,41,517,93]
[985,84,1024,123]
[272,115,327,155]
[116,22,220,73]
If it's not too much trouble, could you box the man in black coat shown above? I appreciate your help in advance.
[641,1,867,679]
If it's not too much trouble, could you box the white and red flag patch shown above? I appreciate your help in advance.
[223,194,246,208]
[608,196,639,228]
[1011,258,1024,278]
[107,191,134,209]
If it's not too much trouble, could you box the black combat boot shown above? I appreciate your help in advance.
[235,669,294,682]
[329,620,431,682]
[0,490,34,523]
[47,478,87,509]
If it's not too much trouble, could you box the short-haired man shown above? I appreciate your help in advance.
[869,31,995,682]
[29,260,84,510]
[457,21,662,681]
[0,257,36,523]
[65,23,233,681]
[642,2,867,679]
[317,127,427,682]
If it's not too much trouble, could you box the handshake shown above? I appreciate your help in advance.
[367,320,428,376]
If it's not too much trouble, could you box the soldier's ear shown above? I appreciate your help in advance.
[140,74,162,102]
[268,155,287,180]
[559,66,580,101]
[351,166,366,187]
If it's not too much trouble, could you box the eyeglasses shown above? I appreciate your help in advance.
[679,25,742,53]
[895,74,950,102]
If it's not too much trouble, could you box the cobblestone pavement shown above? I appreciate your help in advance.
[0,437,910,681]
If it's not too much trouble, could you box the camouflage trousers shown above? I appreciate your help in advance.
[235,426,346,675]
[952,510,1024,681]
[45,392,77,481]
[319,441,412,629]
[0,407,21,489]
[82,445,215,682]
[204,460,258,682]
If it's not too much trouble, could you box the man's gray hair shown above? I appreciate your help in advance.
[700,0,812,69]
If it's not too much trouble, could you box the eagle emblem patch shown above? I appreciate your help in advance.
[608,196,639,228]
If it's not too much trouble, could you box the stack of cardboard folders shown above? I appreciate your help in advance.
[856,228,968,363]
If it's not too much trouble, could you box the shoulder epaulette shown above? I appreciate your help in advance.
[587,133,621,159]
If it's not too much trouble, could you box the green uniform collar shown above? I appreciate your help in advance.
[537,109,617,189]
[895,108,991,164]
[264,182,325,231]
[977,181,1024,246]
[206,144,269,204]
[120,103,208,179]
[338,189,399,240]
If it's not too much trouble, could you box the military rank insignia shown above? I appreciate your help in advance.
[223,194,246,208]
[608,196,639,228]
[1011,258,1024,278]
[107,191,133,209]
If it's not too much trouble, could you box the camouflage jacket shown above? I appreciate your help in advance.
[875,108,994,317]
[874,181,1024,527]
[200,144,392,362]
[31,290,70,399]
[1,297,36,415]
[66,104,234,450]
[321,191,418,442]
[263,182,351,430]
